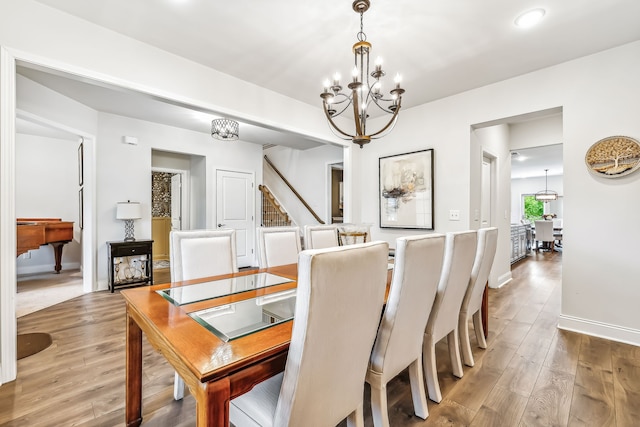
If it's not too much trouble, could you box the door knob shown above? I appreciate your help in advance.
[218,223,226,227]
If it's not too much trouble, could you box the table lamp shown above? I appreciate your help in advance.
[116,201,142,241]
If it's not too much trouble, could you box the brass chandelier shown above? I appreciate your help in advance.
[320,0,405,148]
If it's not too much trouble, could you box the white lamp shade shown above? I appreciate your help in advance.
[116,202,142,220]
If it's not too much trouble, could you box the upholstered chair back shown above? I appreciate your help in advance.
[170,229,238,282]
[257,226,301,268]
[459,227,498,367]
[230,241,389,427]
[367,233,445,426]
[303,224,339,249]
[534,220,554,243]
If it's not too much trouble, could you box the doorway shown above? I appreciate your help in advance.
[328,163,344,224]
[151,168,188,281]
[15,117,92,316]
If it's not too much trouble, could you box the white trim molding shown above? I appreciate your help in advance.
[558,314,640,347]
[0,46,18,384]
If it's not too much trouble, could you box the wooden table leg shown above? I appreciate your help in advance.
[126,310,143,427]
[196,377,231,427]
[481,283,489,339]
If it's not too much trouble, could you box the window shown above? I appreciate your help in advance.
[522,194,544,221]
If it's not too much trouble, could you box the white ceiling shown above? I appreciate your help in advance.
[17,0,640,152]
[511,144,563,180]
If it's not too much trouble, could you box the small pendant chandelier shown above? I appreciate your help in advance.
[535,169,558,202]
[320,0,405,148]
[211,118,239,141]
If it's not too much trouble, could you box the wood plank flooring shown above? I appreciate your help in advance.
[1,250,639,426]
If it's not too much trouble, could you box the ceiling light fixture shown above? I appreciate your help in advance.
[211,118,239,141]
[320,0,404,149]
[535,169,558,202]
[515,8,546,28]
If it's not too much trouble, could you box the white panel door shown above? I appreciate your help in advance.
[216,170,255,268]
[170,173,182,231]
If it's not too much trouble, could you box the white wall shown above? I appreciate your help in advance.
[354,40,640,345]
[15,133,81,274]
[510,114,563,150]
[263,144,343,226]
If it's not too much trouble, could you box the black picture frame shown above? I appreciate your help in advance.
[379,149,434,229]
[78,142,84,186]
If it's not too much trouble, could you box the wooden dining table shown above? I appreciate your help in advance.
[122,261,489,427]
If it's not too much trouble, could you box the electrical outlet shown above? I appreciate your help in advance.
[449,210,460,221]
[22,251,31,259]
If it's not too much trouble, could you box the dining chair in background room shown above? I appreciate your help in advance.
[169,228,238,400]
[230,241,390,427]
[458,227,498,367]
[366,234,446,427]
[303,224,339,249]
[553,218,563,247]
[338,223,371,246]
[534,220,555,251]
[256,226,301,268]
[423,230,477,403]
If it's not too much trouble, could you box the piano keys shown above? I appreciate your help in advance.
[17,218,74,274]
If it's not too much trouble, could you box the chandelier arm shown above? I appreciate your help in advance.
[368,104,402,138]
[323,102,355,139]
[368,95,396,114]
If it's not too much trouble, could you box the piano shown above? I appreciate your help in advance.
[17,218,74,274]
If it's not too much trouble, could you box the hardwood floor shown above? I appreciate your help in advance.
[1,251,639,426]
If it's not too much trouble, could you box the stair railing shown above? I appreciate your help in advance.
[263,155,325,224]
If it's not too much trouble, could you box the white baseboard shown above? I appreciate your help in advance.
[490,271,512,289]
[17,262,81,276]
[558,314,640,347]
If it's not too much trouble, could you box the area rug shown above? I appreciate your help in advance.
[17,333,52,360]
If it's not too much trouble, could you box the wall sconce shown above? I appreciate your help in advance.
[116,201,142,241]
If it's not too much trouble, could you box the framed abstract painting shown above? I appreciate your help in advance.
[379,149,434,229]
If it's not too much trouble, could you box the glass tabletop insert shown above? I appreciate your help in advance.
[157,272,294,306]
[189,289,297,342]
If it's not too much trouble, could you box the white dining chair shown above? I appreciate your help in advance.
[458,227,498,367]
[423,230,477,403]
[230,241,389,427]
[256,226,301,268]
[534,220,555,251]
[303,224,339,249]
[169,229,238,400]
[366,234,445,427]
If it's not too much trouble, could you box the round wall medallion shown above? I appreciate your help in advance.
[585,135,640,178]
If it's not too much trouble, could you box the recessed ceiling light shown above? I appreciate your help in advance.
[514,8,546,28]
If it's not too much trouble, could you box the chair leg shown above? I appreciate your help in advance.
[458,312,475,367]
[473,310,487,349]
[423,335,442,403]
[369,381,390,427]
[408,358,429,419]
[448,329,464,379]
[173,372,185,400]
[346,402,365,427]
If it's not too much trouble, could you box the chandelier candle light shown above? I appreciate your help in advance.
[320,0,405,148]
